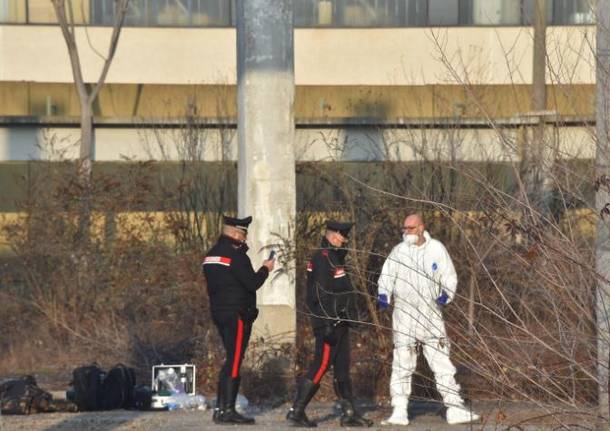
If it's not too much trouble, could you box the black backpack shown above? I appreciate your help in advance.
[72,364,106,411]
[132,385,152,410]
[71,363,138,411]
[0,375,53,415]
[102,364,136,410]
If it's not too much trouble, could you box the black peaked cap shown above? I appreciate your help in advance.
[223,215,253,231]
[326,220,354,237]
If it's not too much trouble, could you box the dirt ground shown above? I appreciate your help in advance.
[0,400,599,431]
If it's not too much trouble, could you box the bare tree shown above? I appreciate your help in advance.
[51,0,130,238]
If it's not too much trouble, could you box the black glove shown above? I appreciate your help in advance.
[239,308,259,323]
[337,298,361,327]
[322,323,338,345]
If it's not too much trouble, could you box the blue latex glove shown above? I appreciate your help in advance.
[436,291,449,306]
[377,294,389,310]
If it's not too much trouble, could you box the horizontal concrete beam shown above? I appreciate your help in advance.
[0,115,596,128]
[0,26,596,85]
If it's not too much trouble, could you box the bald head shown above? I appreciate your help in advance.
[402,213,426,246]
[404,213,424,227]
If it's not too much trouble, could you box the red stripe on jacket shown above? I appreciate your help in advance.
[203,256,232,266]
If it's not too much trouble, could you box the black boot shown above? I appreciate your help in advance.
[212,379,222,424]
[212,407,221,423]
[334,379,373,428]
[286,378,319,428]
[219,377,255,425]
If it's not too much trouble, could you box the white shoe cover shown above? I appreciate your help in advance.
[446,406,480,425]
[381,407,410,426]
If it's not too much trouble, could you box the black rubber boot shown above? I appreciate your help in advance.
[334,379,373,428]
[219,377,255,425]
[212,379,222,424]
[286,378,319,428]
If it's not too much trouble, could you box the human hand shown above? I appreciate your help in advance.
[436,291,449,306]
[377,293,389,310]
[263,259,275,271]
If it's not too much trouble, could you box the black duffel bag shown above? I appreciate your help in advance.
[71,363,139,411]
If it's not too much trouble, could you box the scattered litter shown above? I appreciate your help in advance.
[236,394,249,414]
[164,394,207,411]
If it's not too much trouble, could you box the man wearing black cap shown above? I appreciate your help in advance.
[202,215,275,424]
[287,220,373,428]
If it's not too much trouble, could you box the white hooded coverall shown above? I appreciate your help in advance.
[378,231,465,410]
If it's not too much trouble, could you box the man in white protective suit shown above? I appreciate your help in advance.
[377,213,479,426]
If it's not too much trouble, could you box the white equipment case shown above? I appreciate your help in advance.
[150,363,196,409]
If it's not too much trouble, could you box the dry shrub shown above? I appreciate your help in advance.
[0,155,221,392]
[293,137,603,425]
[0,124,606,429]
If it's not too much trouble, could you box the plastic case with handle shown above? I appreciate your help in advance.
[151,364,196,409]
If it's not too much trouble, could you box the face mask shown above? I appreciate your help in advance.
[228,236,248,251]
[403,233,419,245]
[335,247,348,260]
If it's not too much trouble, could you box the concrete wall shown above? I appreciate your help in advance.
[0,125,595,162]
[0,127,80,160]
[0,82,596,119]
[0,25,596,85]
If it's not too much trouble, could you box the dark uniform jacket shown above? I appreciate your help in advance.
[306,238,359,330]
[202,235,269,320]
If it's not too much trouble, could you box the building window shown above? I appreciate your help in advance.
[294,0,594,27]
[294,0,426,27]
[460,0,522,25]
[25,0,89,24]
[553,0,595,24]
[26,0,57,23]
[91,0,122,25]
[522,0,554,25]
[90,0,232,26]
[428,0,459,26]
[405,0,427,26]
[153,0,231,26]
[0,0,26,23]
[294,0,335,26]
[335,0,395,27]
[0,0,597,27]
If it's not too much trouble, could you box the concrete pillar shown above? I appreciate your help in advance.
[236,0,296,343]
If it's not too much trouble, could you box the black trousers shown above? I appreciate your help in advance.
[213,311,253,385]
[305,324,351,384]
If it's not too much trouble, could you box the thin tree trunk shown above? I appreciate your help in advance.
[78,101,93,241]
[529,0,549,213]
[596,1,610,427]
[468,272,476,335]
[79,101,93,178]
[532,0,547,115]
